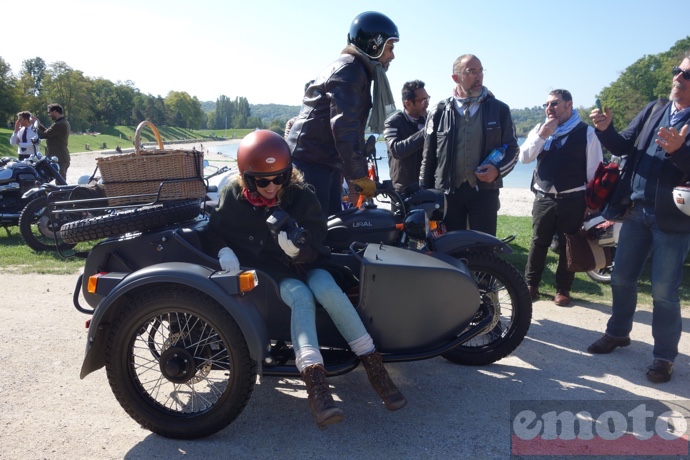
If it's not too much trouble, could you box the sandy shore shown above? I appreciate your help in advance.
[68,140,534,217]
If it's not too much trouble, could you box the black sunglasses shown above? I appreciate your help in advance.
[542,101,560,108]
[672,66,690,81]
[254,174,287,188]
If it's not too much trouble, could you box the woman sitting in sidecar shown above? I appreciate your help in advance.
[206,130,406,428]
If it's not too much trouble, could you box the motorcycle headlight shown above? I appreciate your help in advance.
[403,209,428,240]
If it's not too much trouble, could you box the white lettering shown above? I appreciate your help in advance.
[513,410,541,440]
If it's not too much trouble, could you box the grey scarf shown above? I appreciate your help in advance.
[345,45,396,133]
[368,61,396,133]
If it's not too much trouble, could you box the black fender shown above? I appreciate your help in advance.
[429,229,513,255]
[80,262,268,379]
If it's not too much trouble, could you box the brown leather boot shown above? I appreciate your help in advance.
[359,352,407,411]
[301,364,344,428]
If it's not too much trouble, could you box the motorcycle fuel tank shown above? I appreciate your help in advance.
[325,205,399,251]
[356,244,480,352]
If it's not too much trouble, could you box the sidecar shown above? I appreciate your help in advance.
[73,218,483,439]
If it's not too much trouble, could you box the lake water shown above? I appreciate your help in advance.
[212,138,533,190]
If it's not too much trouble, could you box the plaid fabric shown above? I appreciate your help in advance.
[585,161,620,210]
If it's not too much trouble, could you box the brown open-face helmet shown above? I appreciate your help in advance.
[237,130,293,192]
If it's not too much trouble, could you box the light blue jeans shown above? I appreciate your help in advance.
[279,269,369,368]
[605,204,690,362]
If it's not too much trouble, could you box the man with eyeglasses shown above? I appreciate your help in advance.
[519,90,603,306]
[586,53,690,384]
[383,80,429,192]
[420,54,518,236]
[36,103,71,180]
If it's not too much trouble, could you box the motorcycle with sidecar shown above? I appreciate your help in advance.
[65,177,531,439]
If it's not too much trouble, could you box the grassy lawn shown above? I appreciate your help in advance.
[498,216,690,307]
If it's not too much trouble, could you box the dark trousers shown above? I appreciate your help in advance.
[292,159,342,218]
[525,192,587,292]
[443,182,500,236]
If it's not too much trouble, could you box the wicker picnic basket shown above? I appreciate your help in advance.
[96,121,205,205]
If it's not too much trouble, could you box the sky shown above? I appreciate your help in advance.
[3,0,688,112]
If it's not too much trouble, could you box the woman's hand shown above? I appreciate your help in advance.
[218,247,241,273]
[278,231,300,258]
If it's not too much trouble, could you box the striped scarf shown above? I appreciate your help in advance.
[543,111,582,151]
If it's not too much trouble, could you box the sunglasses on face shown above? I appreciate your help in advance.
[254,174,287,188]
[542,101,560,108]
[672,66,690,81]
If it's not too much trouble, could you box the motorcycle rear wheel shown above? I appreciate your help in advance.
[60,199,200,243]
[442,251,532,366]
[18,195,77,252]
[104,286,256,439]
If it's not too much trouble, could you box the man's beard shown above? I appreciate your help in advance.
[670,81,685,101]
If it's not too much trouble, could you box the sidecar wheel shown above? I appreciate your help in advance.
[18,195,77,252]
[104,286,256,439]
[442,251,532,366]
[60,199,200,243]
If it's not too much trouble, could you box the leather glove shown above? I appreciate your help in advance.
[218,247,240,273]
[352,176,376,198]
[277,231,300,258]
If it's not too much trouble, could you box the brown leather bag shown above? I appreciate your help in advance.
[564,230,613,272]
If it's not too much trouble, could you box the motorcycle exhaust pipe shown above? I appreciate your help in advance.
[0,213,21,223]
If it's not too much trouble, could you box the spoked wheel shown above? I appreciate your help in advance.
[586,247,615,284]
[18,195,77,252]
[442,251,532,366]
[104,286,257,439]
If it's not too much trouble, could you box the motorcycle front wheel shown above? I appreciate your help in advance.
[586,247,615,284]
[18,195,77,252]
[104,286,257,439]
[442,251,532,366]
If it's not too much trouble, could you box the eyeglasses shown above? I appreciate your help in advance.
[414,97,430,103]
[254,174,287,188]
[542,101,560,108]
[462,68,484,77]
[672,66,690,81]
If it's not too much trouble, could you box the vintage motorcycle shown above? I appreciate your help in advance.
[65,174,532,439]
[0,147,73,249]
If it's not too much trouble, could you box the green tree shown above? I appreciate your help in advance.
[20,57,46,97]
[0,57,20,125]
[43,61,93,131]
[165,91,203,129]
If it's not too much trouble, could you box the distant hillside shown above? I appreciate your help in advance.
[200,101,301,125]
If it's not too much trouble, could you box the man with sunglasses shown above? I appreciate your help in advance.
[420,54,519,237]
[519,90,603,306]
[587,53,690,384]
[384,80,429,192]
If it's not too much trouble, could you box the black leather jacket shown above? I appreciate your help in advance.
[420,95,518,192]
[384,110,425,191]
[286,45,373,181]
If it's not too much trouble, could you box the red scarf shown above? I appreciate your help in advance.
[243,188,277,208]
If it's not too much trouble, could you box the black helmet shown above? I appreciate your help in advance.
[347,11,399,60]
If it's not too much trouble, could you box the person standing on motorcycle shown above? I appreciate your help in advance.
[9,111,40,160]
[285,11,399,217]
[36,103,70,180]
[207,130,406,428]
[519,90,603,306]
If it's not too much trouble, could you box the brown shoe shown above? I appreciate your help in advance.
[359,351,407,411]
[646,360,673,383]
[587,334,631,354]
[301,364,345,428]
[528,285,539,301]
[554,291,570,306]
